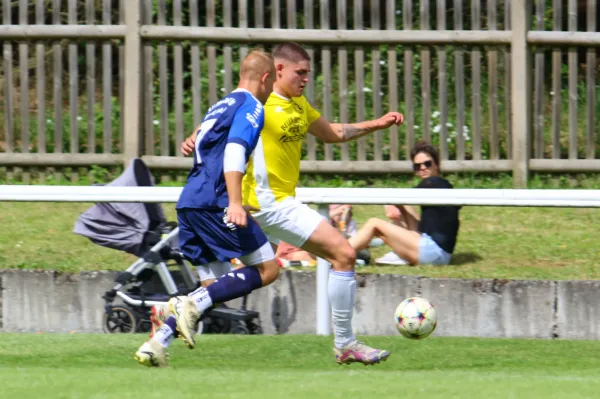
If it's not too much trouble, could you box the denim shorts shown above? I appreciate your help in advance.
[418,233,452,265]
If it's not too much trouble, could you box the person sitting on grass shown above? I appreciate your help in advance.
[348,141,461,266]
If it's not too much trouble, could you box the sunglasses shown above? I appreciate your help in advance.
[413,160,433,172]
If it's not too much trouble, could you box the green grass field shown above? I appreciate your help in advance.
[2,333,600,398]
[1,201,599,280]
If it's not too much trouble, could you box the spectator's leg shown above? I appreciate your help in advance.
[349,218,420,265]
[375,205,415,264]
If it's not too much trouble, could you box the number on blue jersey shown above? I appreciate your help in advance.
[194,118,217,164]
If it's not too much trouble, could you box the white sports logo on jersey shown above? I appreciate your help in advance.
[246,113,259,128]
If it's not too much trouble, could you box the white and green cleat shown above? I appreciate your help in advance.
[168,296,201,349]
[134,340,168,368]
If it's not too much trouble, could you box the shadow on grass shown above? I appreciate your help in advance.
[450,252,484,265]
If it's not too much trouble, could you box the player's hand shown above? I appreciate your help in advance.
[181,127,199,156]
[376,112,404,129]
[227,203,248,228]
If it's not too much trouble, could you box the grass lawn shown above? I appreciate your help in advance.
[2,333,600,399]
[0,200,598,280]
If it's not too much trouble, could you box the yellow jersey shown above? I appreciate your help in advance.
[243,92,321,210]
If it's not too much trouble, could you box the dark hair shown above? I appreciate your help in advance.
[272,42,311,63]
[410,141,440,170]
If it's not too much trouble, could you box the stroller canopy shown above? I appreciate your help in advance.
[73,158,168,257]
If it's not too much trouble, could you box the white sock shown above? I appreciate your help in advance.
[153,323,175,348]
[328,270,357,349]
[188,286,214,313]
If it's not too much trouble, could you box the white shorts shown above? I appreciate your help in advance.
[197,261,234,281]
[196,241,274,281]
[252,197,325,248]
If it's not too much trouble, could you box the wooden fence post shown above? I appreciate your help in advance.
[123,0,142,166]
[511,1,532,188]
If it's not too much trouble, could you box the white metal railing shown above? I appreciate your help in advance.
[3,185,600,207]
[2,184,600,335]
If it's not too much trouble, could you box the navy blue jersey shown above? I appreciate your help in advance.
[177,89,264,209]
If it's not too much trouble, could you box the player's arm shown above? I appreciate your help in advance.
[224,167,246,226]
[308,112,404,144]
[224,140,250,228]
[181,123,201,156]
[224,104,263,227]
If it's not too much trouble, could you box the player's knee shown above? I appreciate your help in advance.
[201,278,216,287]
[257,259,280,286]
[331,244,356,271]
[344,247,357,267]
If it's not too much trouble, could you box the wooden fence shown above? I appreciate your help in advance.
[0,0,599,187]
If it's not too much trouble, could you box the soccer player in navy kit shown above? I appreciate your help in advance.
[135,50,278,367]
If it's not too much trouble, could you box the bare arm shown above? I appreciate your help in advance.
[399,205,420,232]
[224,171,248,228]
[181,125,199,156]
[224,171,244,206]
[223,142,248,227]
[308,112,404,144]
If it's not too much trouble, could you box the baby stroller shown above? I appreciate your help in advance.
[73,158,263,335]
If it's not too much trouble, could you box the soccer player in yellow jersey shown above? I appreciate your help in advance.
[181,43,404,365]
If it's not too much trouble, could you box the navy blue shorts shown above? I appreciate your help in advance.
[177,208,268,265]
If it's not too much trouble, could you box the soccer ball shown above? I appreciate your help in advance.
[394,297,437,340]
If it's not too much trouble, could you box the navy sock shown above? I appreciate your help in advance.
[165,315,178,336]
[152,315,178,347]
[205,266,263,304]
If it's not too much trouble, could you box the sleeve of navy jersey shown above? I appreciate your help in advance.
[226,93,264,158]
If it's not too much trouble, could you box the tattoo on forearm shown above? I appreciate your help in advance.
[339,124,370,142]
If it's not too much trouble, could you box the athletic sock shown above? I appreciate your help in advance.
[328,269,357,349]
[188,266,262,313]
[153,316,177,347]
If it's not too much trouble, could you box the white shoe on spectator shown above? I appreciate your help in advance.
[375,251,409,265]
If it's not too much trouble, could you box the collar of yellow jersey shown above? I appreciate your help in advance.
[272,91,291,101]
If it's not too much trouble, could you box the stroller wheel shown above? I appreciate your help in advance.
[103,305,137,333]
[249,323,263,335]
[231,322,251,335]
[202,305,232,334]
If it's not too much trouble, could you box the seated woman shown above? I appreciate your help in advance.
[348,141,461,266]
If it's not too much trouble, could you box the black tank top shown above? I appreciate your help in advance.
[416,176,461,254]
